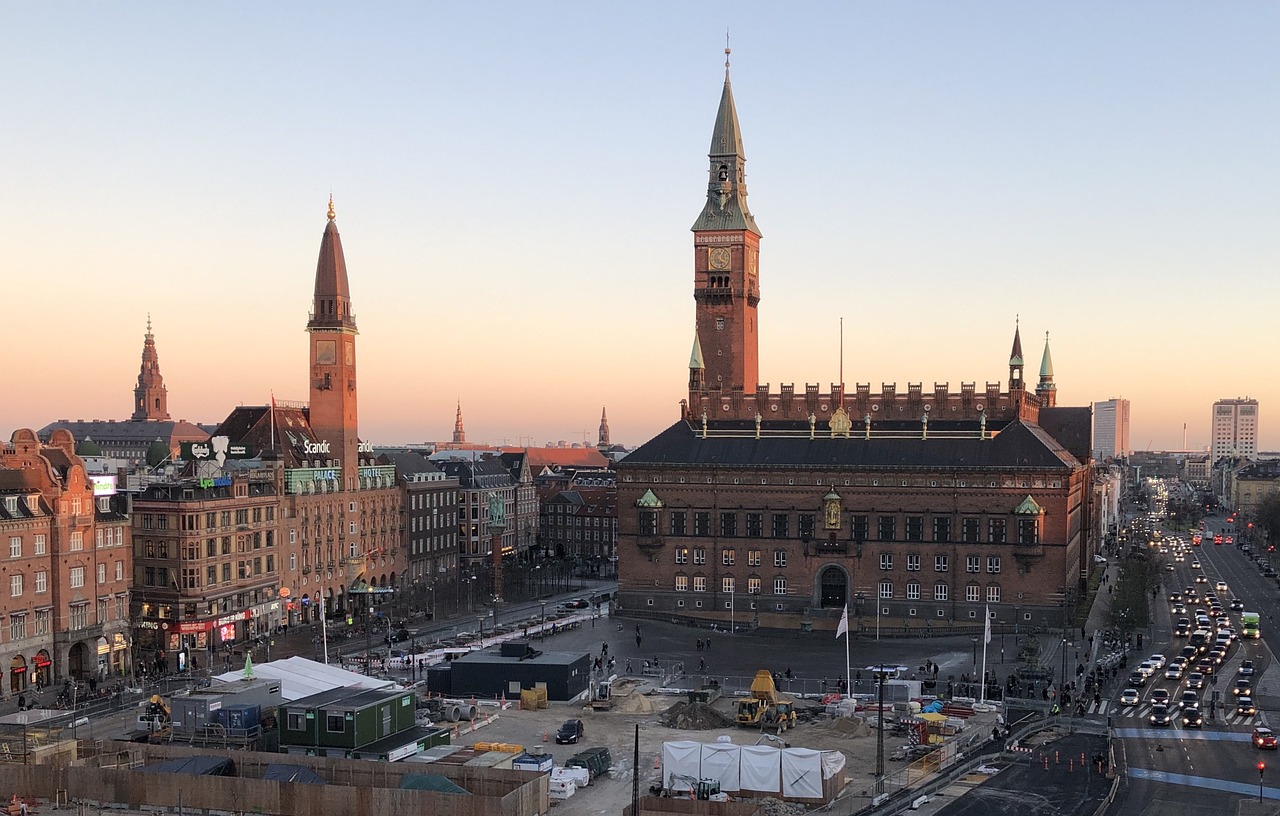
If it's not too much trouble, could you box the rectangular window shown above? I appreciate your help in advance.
[878,516,896,541]
[287,712,305,731]
[798,514,816,540]
[722,576,734,593]
[966,584,981,602]
[719,512,737,537]
[675,547,689,565]
[693,548,706,566]
[773,577,787,595]
[722,548,735,566]
[879,553,893,570]
[987,556,1001,574]
[747,576,761,594]
[989,519,1007,544]
[962,518,980,543]
[115,560,123,581]
[675,575,688,592]
[693,575,707,592]
[906,554,921,571]
[70,567,85,588]
[1017,520,1039,545]
[878,580,893,599]
[206,565,217,585]
[70,532,83,552]
[774,550,787,568]
[9,615,26,641]
[934,582,949,601]
[904,516,923,542]
[693,512,711,536]
[97,564,107,584]
[34,610,50,636]
[8,537,19,558]
[987,585,1001,603]
[9,574,21,597]
[771,513,789,538]
[35,571,47,593]
[745,513,763,537]
[326,714,345,733]
[222,563,231,582]
[669,511,687,536]
[852,515,869,542]
[639,510,658,537]
[33,535,45,556]
[906,582,921,600]
[236,509,248,526]
[934,554,949,572]
[966,555,980,573]
[933,517,951,542]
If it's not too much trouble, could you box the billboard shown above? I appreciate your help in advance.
[181,437,253,463]
[90,475,118,497]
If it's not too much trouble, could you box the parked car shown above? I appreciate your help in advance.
[556,718,585,744]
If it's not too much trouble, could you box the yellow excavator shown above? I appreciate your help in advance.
[132,694,171,741]
[735,671,798,731]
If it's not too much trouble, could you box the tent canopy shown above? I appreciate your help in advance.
[212,656,395,701]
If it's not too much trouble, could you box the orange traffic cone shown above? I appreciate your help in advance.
[653,755,660,769]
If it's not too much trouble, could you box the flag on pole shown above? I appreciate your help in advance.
[983,604,992,645]
[836,603,849,639]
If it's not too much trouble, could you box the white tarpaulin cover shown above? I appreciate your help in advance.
[662,741,702,788]
[781,748,823,800]
[700,743,741,792]
[739,745,781,793]
[821,750,846,779]
[212,656,394,701]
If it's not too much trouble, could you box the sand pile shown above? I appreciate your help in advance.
[828,717,872,738]
[615,693,655,714]
[661,701,737,730]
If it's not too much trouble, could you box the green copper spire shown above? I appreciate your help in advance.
[689,334,705,370]
[691,47,761,235]
[1039,331,1054,379]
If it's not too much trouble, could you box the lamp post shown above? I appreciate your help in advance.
[1259,761,1266,802]
[874,668,889,798]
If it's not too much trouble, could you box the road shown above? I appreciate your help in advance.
[1105,511,1280,811]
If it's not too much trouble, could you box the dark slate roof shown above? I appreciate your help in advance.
[622,419,1082,471]
[38,419,209,445]
[437,458,512,489]
[378,451,441,478]
[1037,407,1092,464]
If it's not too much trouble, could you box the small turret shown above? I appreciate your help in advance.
[1036,331,1057,407]
[1008,319,1024,391]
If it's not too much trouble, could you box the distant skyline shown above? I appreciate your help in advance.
[5,4,1280,451]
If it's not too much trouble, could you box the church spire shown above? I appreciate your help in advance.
[308,198,356,333]
[598,406,611,450]
[132,315,170,420]
[1008,317,1024,391]
[691,46,760,235]
[1036,331,1057,406]
[453,401,466,444]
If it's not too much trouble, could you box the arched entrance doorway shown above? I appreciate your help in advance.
[68,642,89,680]
[820,566,848,609]
[9,655,27,694]
[33,650,51,689]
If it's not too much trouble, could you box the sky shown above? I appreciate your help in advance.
[4,3,1280,452]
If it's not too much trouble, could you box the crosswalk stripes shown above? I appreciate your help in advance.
[1094,699,1260,727]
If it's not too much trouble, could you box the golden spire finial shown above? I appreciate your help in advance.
[724,29,731,80]
[327,193,335,222]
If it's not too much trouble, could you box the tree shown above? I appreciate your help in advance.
[1257,494,1280,549]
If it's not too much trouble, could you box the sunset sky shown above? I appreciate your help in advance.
[5,4,1279,452]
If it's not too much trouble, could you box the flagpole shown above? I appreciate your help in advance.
[980,605,990,705]
[845,610,852,698]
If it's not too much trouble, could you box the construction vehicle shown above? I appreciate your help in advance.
[663,774,723,800]
[128,694,172,742]
[736,670,797,730]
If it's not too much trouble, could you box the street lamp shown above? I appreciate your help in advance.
[1259,761,1266,802]
[873,667,890,798]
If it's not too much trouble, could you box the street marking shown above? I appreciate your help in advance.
[1128,766,1279,798]
[1113,727,1251,741]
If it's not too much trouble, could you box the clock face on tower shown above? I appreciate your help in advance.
[709,247,731,271]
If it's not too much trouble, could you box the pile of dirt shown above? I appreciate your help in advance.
[615,692,655,714]
[828,717,872,738]
[661,701,737,730]
[759,797,809,816]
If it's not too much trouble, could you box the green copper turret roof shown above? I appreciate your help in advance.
[691,57,761,236]
[1039,332,1055,379]
[689,334,705,370]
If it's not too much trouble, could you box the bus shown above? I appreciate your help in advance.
[1242,612,1261,639]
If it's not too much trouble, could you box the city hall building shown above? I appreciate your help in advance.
[616,57,1097,633]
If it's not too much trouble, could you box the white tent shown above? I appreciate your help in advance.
[781,748,824,800]
[211,656,395,701]
[700,743,741,792]
[661,740,702,789]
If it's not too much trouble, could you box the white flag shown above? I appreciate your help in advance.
[984,604,992,645]
[836,603,849,639]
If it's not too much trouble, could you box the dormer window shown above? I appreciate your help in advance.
[25,496,38,513]
[3,497,16,514]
